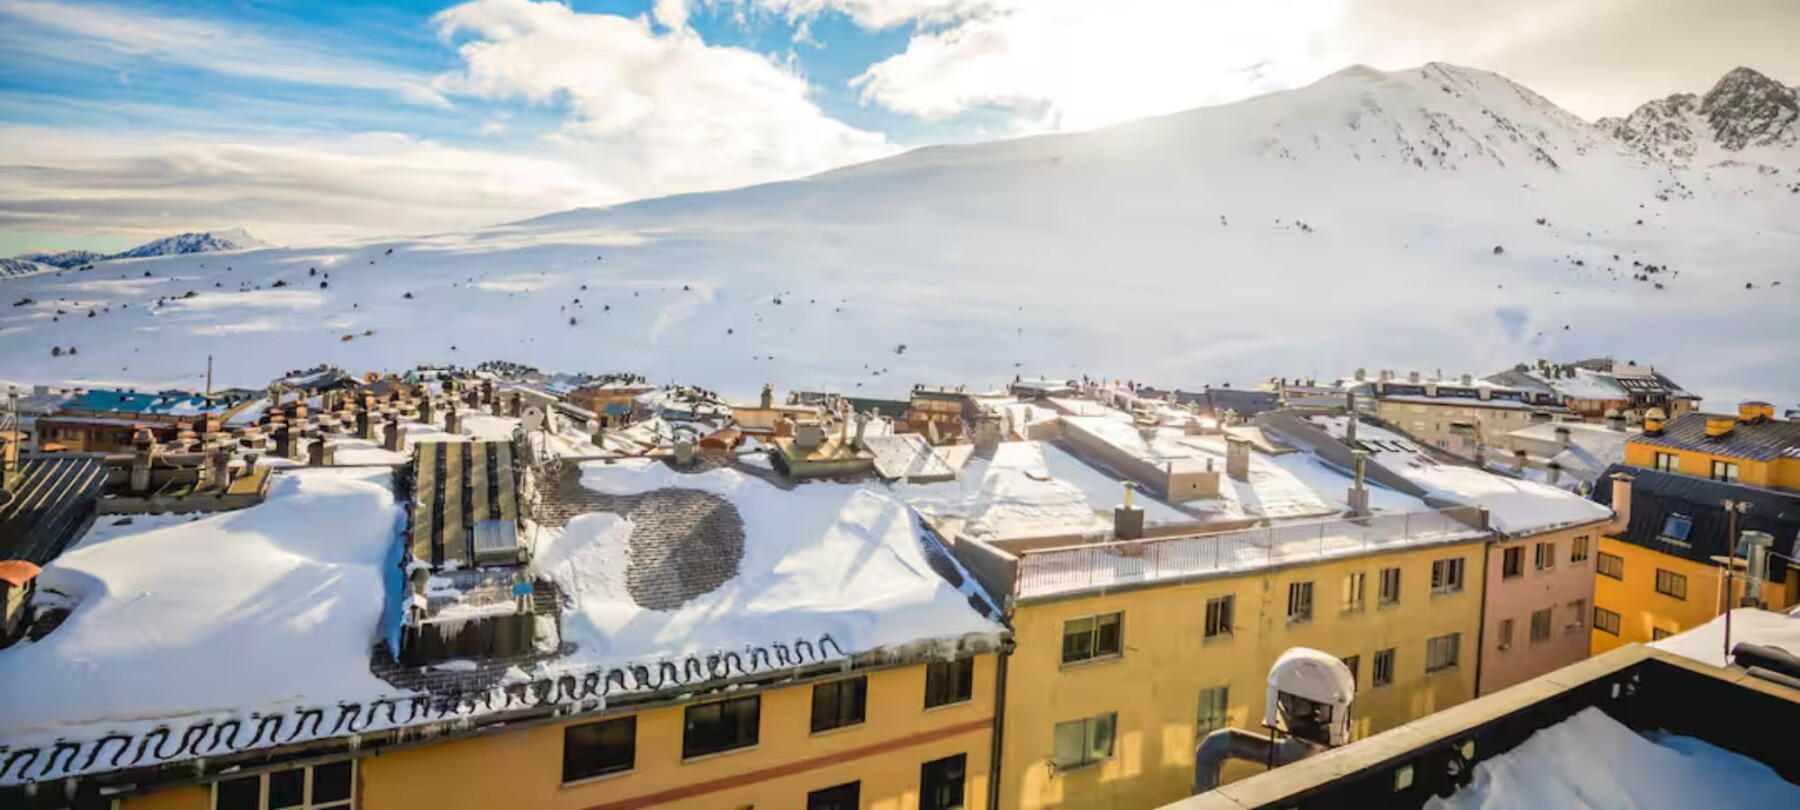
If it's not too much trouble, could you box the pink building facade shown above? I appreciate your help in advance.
[1477,520,1608,694]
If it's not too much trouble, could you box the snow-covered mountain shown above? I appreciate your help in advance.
[106,228,269,260]
[0,257,58,280]
[16,249,107,269]
[0,64,1795,406]
[8,230,269,271]
[1598,66,1800,169]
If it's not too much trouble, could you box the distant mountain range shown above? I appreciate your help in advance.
[14,229,268,269]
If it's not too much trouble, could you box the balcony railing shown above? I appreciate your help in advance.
[1013,506,1487,600]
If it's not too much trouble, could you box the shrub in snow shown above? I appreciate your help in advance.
[51,346,62,356]
[1493,245,1504,255]
[11,297,31,306]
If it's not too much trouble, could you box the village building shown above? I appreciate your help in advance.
[1486,357,1700,423]
[1344,369,1567,460]
[1588,401,1800,654]
[34,390,236,452]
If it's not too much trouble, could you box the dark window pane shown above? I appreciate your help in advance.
[216,775,261,810]
[921,753,968,810]
[1095,613,1122,656]
[811,677,867,733]
[684,695,761,757]
[564,715,637,781]
[268,769,305,809]
[312,760,353,803]
[807,780,861,810]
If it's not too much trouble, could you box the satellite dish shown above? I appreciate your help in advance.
[520,405,547,434]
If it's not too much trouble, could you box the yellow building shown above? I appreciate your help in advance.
[121,654,998,810]
[1590,404,1800,652]
[964,509,1488,810]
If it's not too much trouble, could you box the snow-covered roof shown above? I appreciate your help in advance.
[1307,415,1611,535]
[547,460,1005,670]
[0,468,405,782]
[897,441,1191,541]
[1649,608,1800,669]
[1062,416,1341,520]
[1428,706,1800,809]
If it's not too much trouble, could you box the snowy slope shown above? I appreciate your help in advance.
[0,257,59,280]
[0,64,1795,405]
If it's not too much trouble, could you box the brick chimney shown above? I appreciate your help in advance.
[1114,481,1145,540]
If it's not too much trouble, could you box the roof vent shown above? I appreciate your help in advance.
[1705,416,1736,438]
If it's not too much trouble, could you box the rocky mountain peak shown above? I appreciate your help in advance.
[1698,66,1798,149]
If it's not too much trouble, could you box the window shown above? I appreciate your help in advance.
[683,695,760,759]
[1052,713,1117,770]
[1711,460,1739,483]
[1431,558,1465,594]
[1287,581,1314,623]
[563,716,636,782]
[1566,599,1587,632]
[1061,613,1123,663]
[1659,515,1693,545]
[1597,552,1624,579]
[1204,595,1234,638]
[1196,685,1231,734]
[921,754,967,810]
[1378,567,1401,607]
[1529,608,1553,643]
[1425,633,1461,674]
[1373,648,1396,686]
[1341,655,1360,685]
[1534,542,1556,571]
[1343,572,1366,612]
[1496,618,1514,650]
[1652,628,1675,641]
[925,658,975,708]
[807,781,861,810]
[1654,452,1679,473]
[1655,569,1688,600]
[214,761,354,810]
[1571,535,1590,563]
[1594,606,1621,635]
[1501,546,1524,579]
[811,676,867,733]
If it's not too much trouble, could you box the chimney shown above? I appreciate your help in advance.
[384,413,405,452]
[1738,401,1774,423]
[1739,530,1775,608]
[1346,449,1370,517]
[1354,368,1366,382]
[1605,409,1625,431]
[1407,370,1421,384]
[1554,425,1571,449]
[1114,481,1145,540]
[1425,381,1438,398]
[1225,436,1251,482]
[795,421,824,450]
[1513,448,1527,473]
[760,383,774,410]
[674,437,696,467]
[1606,472,1633,535]
[1704,416,1736,438]
[1546,462,1562,487]
[209,442,233,489]
[854,410,870,447]
[130,427,155,493]
[1344,394,1359,446]
[1460,373,1473,386]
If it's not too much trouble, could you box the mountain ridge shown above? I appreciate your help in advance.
[12,229,268,269]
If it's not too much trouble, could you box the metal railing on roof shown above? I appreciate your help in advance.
[1013,506,1488,599]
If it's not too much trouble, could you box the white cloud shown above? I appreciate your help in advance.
[0,126,623,245]
[753,0,998,29]
[653,0,690,30]
[0,0,451,108]
[431,0,896,196]
[845,0,1349,132]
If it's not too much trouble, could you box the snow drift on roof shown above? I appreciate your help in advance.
[0,468,402,749]
[1426,707,1800,809]
[898,440,1191,541]
[546,461,1003,670]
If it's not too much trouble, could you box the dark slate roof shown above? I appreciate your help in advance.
[1591,464,1800,567]
[1630,412,1800,461]
[1203,388,1281,416]
[1,453,108,565]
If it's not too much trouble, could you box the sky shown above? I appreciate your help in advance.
[0,0,1795,253]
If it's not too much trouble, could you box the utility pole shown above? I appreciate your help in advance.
[205,354,214,398]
